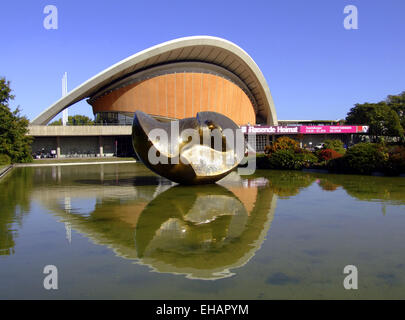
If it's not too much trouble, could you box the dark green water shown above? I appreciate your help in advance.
[0,163,404,299]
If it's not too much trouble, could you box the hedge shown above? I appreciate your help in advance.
[0,154,11,165]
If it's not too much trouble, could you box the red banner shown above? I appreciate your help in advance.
[241,125,369,135]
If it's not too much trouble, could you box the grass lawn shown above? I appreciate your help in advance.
[32,157,136,164]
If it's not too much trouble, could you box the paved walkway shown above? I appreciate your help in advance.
[15,160,137,167]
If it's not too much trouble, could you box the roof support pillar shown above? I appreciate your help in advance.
[98,136,103,157]
[56,136,61,158]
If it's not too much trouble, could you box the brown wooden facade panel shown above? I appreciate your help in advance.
[200,73,209,113]
[184,73,193,118]
[157,76,166,117]
[166,73,176,119]
[175,73,185,119]
[91,72,255,125]
[193,73,202,115]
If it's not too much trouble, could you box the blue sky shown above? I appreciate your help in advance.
[1,0,404,122]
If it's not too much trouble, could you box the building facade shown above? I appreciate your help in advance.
[30,36,278,157]
[29,36,365,157]
[32,36,277,127]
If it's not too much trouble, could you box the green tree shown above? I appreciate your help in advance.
[49,114,94,125]
[386,91,405,132]
[346,102,403,141]
[323,139,346,154]
[48,118,62,125]
[0,77,32,163]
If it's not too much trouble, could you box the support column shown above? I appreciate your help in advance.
[56,136,61,158]
[99,136,103,157]
[266,135,270,147]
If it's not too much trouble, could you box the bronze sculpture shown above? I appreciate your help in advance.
[132,111,244,184]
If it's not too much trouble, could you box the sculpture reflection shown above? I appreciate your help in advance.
[39,172,277,279]
[4,164,405,262]
[135,184,254,279]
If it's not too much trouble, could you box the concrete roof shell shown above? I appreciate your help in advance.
[31,36,278,125]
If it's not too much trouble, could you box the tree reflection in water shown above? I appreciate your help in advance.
[1,164,404,271]
[0,168,33,255]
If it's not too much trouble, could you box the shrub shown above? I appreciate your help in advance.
[0,154,11,165]
[268,149,299,170]
[329,142,388,174]
[385,145,405,175]
[295,152,318,167]
[267,149,317,170]
[323,139,346,155]
[263,137,318,170]
[317,148,343,162]
[264,145,272,155]
[256,153,271,169]
[327,156,346,173]
[266,136,299,154]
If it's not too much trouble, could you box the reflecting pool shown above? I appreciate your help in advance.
[0,163,405,299]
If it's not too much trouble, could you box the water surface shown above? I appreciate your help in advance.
[0,163,404,299]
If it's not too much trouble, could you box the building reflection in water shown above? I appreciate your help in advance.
[36,172,277,280]
[3,165,403,259]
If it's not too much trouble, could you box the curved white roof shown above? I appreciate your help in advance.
[32,36,278,125]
